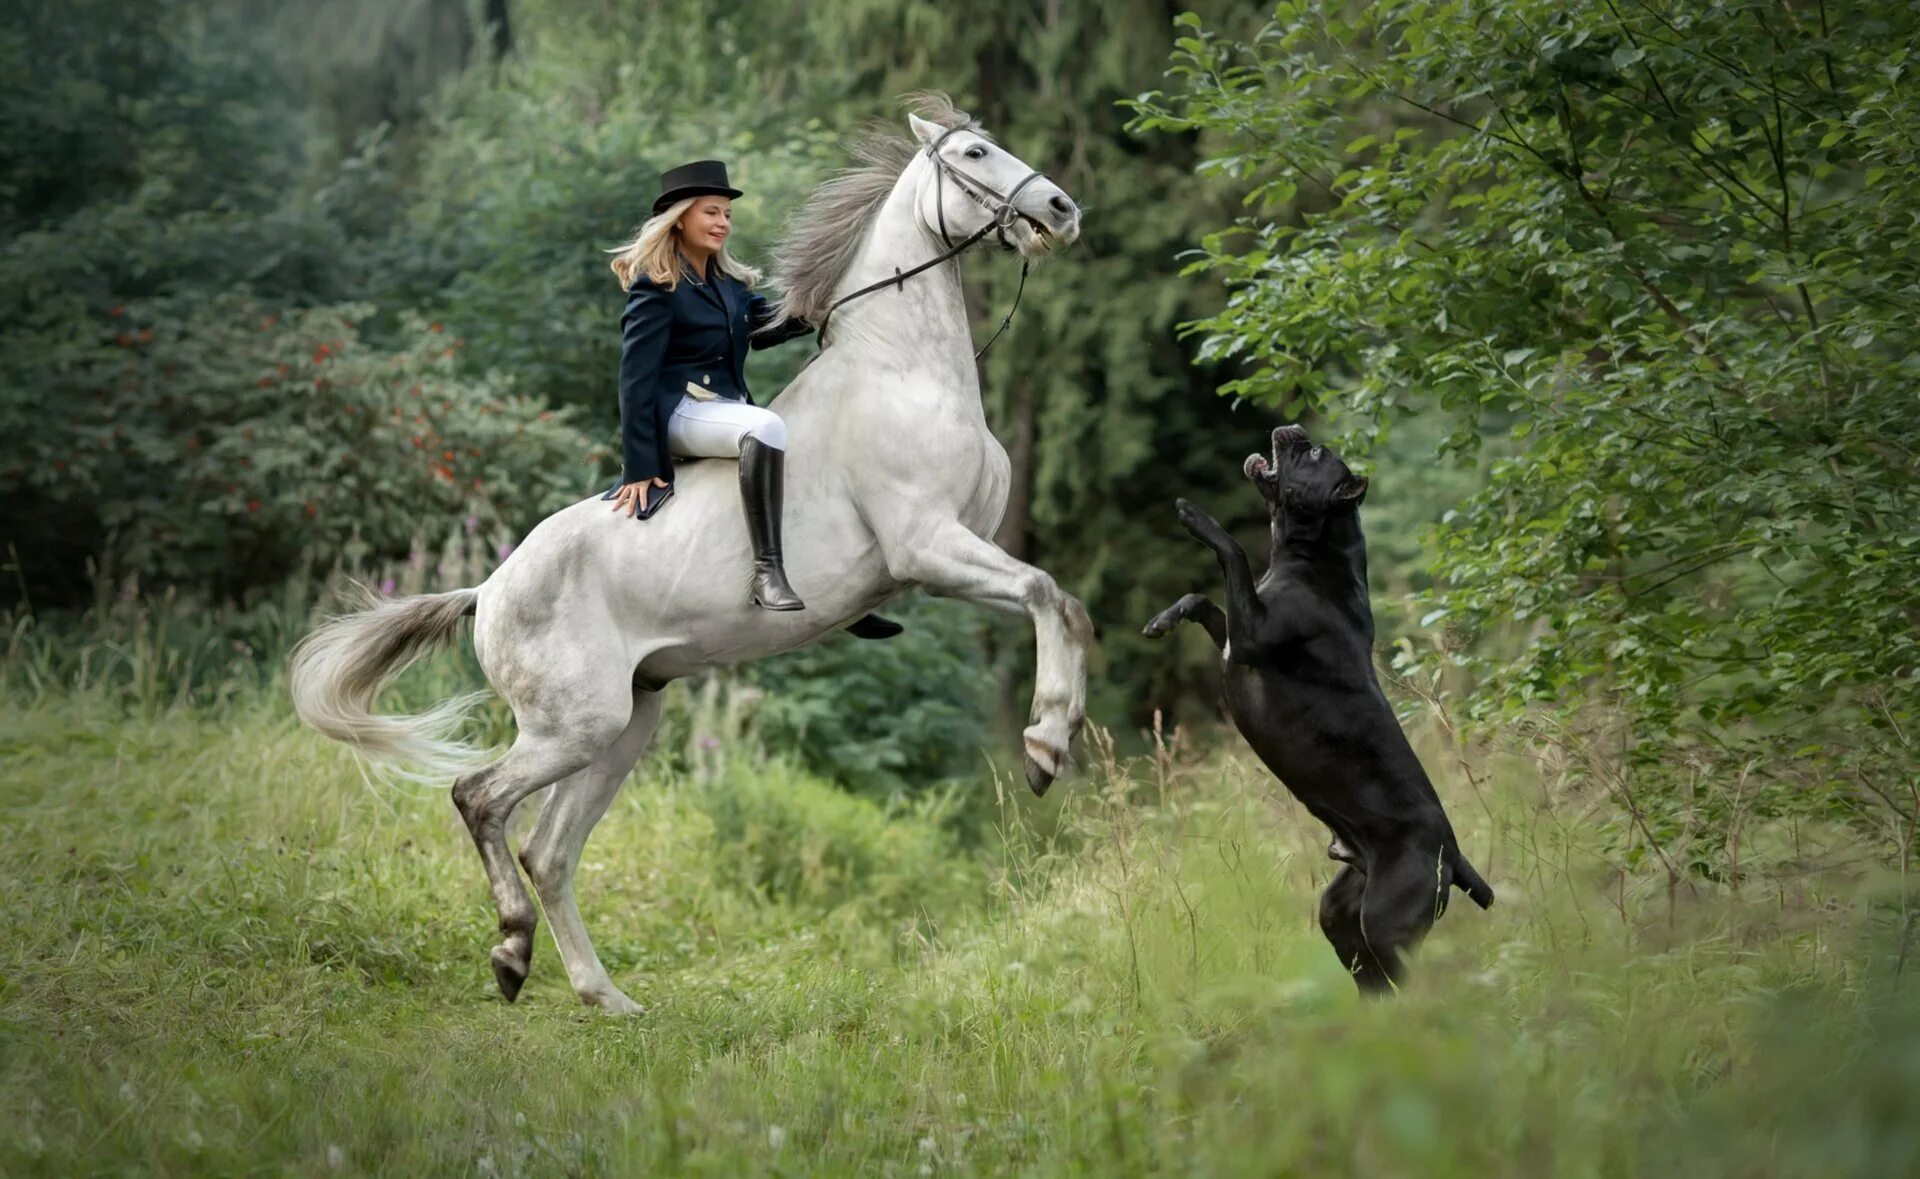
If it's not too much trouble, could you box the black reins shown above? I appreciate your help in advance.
[812,126,1046,359]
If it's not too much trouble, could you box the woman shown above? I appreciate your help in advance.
[605,160,899,637]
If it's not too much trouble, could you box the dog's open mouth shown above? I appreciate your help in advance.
[1244,452,1270,480]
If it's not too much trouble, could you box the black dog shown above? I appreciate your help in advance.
[1145,424,1493,993]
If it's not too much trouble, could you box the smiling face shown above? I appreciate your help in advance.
[1245,424,1369,536]
[675,196,733,259]
[907,113,1082,260]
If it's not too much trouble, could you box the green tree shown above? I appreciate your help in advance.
[1131,1,1920,861]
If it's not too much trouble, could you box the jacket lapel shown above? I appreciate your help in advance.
[678,252,728,317]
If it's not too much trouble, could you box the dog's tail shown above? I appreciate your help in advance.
[1452,852,1495,910]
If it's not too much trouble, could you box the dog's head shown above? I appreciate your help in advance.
[1244,424,1368,540]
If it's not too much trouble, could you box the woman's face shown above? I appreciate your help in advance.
[676,197,732,255]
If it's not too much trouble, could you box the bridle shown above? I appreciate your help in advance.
[812,126,1050,359]
[925,124,1050,251]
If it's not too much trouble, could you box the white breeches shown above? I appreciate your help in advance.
[666,397,787,457]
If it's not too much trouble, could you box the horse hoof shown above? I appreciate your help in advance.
[490,945,529,1002]
[583,989,647,1016]
[1024,754,1055,797]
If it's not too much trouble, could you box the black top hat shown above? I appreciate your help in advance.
[652,160,743,216]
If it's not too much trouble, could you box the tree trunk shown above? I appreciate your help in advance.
[484,0,512,60]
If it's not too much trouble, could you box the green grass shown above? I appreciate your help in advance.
[2,686,1917,1177]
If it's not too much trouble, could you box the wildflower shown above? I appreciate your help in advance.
[496,542,514,560]
[313,345,330,364]
[430,322,443,334]
[465,514,479,534]
[379,578,396,595]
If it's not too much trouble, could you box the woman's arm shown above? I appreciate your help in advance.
[745,290,815,350]
[617,281,673,485]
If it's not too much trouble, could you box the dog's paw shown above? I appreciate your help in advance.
[1142,612,1173,638]
[1174,498,1210,537]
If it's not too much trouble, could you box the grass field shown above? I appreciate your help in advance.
[3,679,1918,1176]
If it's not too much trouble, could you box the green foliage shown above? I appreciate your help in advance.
[746,598,998,798]
[1130,1,1920,861]
[0,296,593,592]
[692,756,981,920]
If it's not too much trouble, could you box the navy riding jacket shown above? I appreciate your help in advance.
[615,260,814,487]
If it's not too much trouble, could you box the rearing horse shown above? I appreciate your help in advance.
[289,97,1090,1014]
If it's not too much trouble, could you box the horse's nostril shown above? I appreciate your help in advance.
[1049,194,1073,215]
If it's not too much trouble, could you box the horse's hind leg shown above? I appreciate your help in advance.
[518,687,664,1015]
[451,696,631,1003]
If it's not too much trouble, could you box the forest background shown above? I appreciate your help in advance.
[6,0,1914,859]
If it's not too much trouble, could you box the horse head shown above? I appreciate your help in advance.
[906,112,1082,260]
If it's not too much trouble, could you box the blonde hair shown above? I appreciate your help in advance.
[607,197,763,290]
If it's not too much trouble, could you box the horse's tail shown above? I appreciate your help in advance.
[1452,851,1495,910]
[288,582,493,784]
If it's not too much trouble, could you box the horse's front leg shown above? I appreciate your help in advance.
[888,524,1091,795]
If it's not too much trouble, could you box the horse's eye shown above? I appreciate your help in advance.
[964,145,987,160]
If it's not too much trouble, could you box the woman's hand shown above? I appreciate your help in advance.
[610,477,669,518]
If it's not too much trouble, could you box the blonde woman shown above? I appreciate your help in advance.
[605,160,900,637]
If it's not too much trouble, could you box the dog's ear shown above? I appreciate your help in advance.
[1335,476,1369,506]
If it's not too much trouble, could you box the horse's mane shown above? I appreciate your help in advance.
[769,92,985,326]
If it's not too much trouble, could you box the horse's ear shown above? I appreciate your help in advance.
[907,113,942,145]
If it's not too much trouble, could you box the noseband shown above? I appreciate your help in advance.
[925,124,1050,250]
[813,126,1050,358]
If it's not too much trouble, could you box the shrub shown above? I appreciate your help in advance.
[0,296,595,596]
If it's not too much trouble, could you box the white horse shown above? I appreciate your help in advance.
[289,96,1089,1014]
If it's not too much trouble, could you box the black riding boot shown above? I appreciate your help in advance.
[739,437,805,611]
